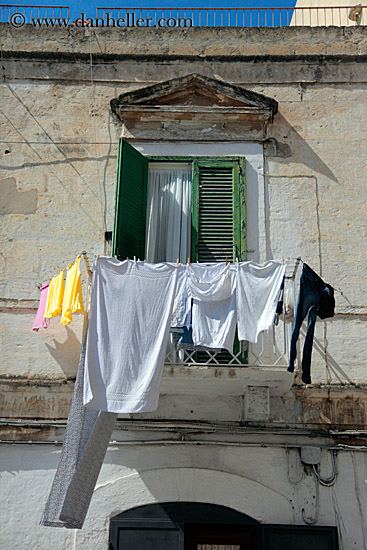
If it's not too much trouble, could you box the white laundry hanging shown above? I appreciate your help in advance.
[188,262,237,352]
[236,260,286,344]
[83,258,178,414]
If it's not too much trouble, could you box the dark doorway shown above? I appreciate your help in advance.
[184,522,257,550]
[109,502,338,550]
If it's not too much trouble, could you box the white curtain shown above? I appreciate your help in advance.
[145,165,192,263]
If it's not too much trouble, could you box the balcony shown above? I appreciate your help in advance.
[164,259,301,370]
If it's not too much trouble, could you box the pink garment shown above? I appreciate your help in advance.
[33,282,51,332]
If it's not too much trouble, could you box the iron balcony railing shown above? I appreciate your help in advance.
[0,5,366,27]
[0,4,69,22]
[96,6,367,27]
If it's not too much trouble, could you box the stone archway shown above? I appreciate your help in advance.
[74,467,292,548]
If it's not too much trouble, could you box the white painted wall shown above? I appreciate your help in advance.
[290,0,366,26]
[1,442,367,549]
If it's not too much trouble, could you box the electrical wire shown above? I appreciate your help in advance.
[89,31,109,242]
[37,251,94,288]
[312,450,337,487]
[0,88,105,232]
[302,450,337,525]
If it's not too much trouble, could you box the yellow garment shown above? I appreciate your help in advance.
[43,270,64,319]
[60,256,84,325]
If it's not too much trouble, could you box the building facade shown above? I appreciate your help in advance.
[1,22,367,549]
[291,0,366,27]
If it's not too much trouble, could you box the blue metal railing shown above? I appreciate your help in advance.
[95,5,366,27]
[0,5,365,27]
[0,4,69,23]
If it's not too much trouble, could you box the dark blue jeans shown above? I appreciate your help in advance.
[288,263,326,384]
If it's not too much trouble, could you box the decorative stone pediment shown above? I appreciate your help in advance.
[111,73,278,141]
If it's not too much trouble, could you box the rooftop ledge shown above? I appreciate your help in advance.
[1,25,367,59]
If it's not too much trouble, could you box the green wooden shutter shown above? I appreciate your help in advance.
[192,159,246,262]
[191,159,247,363]
[113,139,148,260]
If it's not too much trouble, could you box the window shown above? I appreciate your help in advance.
[113,139,246,263]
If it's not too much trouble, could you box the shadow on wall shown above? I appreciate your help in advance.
[82,468,292,535]
[299,324,354,384]
[45,327,81,379]
[267,113,339,184]
[263,111,339,261]
[246,160,260,261]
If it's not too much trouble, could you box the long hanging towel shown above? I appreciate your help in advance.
[83,258,178,414]
[44,270,64,319]
[40,331,117,529]
[60,255,84,325]
[236,261,287,343]
[33,282,50,331]
[187,263,237,352]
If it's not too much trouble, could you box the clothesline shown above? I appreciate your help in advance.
[35,253,345,305]
[38,254,302,285]
[37,250,344,316]
[37,251,92,289]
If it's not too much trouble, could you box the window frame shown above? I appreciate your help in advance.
[112,141,247,262]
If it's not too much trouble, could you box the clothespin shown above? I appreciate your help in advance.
[187,257,190,265]
[226,257,228,266]
[134,256,137,265]
[282,256,285,264]
[82,251,92,276]
[176,258,179,267]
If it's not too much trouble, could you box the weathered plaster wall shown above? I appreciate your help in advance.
[1,26,367,419]
[2,24,367,56]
